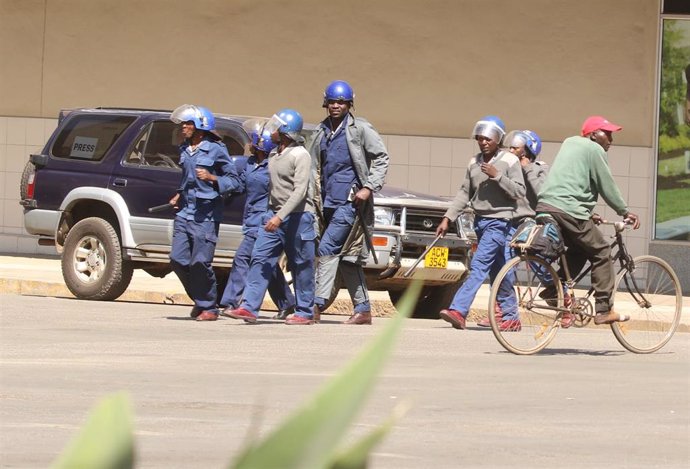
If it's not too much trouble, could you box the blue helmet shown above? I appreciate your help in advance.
[505,130,542,160]
[322,80,355,107]
[251,127,276,154]
[276,108,303,139]
[170,104,215,131]
[471,115,506,144]
[522,130,542,159]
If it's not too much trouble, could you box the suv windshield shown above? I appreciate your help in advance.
[52,114,136,161]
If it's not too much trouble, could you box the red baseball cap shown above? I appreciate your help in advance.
[581,115,622,136]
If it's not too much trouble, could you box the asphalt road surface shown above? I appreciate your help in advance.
[1,294,688,468]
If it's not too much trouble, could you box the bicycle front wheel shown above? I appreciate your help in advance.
[611,255,682,353]
[489,255,563,355]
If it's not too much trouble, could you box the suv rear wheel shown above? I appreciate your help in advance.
[61,217,133,300]
[388,283,460,319]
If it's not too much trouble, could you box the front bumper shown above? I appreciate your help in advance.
[365,227,474,287]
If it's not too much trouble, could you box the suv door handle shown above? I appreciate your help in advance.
[112,178,127,187]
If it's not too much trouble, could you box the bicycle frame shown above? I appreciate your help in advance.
[556,221,650,313]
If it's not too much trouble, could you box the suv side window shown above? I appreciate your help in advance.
[125,120,249,169]
[125,121,182,169]
[51,114,136,161]
[214,125,250,155]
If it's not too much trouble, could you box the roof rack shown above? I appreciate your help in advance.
[95,106,172,112]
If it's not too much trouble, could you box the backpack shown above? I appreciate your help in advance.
[510,214,565,260]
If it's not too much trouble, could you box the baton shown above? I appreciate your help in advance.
[356,205,379,264]
[148,203,173,213]
[402,233,444,278]
[349,185,379,264]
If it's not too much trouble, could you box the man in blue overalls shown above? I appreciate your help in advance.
[306,80,389,325]
[223,109,317,325]
[436,116,526,331]
[219,125,295,319]
[168,104,241,321]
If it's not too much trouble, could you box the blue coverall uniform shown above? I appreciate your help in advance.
[170,137,241,313]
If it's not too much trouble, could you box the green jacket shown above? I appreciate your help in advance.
[537,136,628,220]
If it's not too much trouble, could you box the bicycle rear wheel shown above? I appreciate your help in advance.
[489,255,563,355]
[611,255,682,353]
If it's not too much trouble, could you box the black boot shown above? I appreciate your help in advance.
[273,306,294,320]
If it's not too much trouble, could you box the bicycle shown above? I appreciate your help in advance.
[488,219,683,355]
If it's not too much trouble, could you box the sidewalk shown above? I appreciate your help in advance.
[0,255,401,317]
[1,255,687,326]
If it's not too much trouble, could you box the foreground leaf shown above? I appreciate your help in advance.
[52,392,134,469]
[230,281,422,469]
[329,401,410,469]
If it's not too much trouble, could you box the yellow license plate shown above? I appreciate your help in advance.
[424,246,449,269]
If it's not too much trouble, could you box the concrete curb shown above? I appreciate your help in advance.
[0,277,402,318]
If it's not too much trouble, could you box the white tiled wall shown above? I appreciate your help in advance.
[0,116,58,255]
[0,116,657,261]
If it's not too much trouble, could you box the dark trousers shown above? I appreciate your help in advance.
[240,211,316,318]
[170,217,220,310]
[219,231,295,310]
[546,211,613,313]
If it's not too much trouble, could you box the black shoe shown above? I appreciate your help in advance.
[273,306,295,320]
[538,286,558,307]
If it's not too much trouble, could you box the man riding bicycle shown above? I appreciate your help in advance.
[536,115,640,325]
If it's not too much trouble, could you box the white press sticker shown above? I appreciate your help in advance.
[71,137,99,159]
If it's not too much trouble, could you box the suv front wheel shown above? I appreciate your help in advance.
[61,217,134,300]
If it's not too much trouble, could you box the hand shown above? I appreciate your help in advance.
[480,163,498,178]
[169,193,180,208]
[436,218,449,237]
[352,187,372,206]
[264,215,282,232]
[519,156,530,168]
[591,213,603,225]
[195,167,216,182]
[624,212,641,230]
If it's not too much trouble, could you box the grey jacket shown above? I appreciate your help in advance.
[515,160,549,219]
[444,150,526,222]
[267,144,315,220]
[306,113,389,257]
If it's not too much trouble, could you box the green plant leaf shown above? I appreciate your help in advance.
[52,392,134,469]
[328,401,410,469]
[230,281,422,469]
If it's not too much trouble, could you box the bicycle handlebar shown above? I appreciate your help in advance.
[596,219,634,232]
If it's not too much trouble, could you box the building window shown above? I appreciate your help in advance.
[655,17,690,241]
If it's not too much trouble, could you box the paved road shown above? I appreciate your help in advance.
[1,294,688,468]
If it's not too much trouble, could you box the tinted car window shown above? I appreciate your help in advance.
[125,121,182,169]
[215,124,249,156]
[125,119,249,168]
[52,114,136,161]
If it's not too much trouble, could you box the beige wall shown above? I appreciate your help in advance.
[1,0,658,145]
[0,0,663,265]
